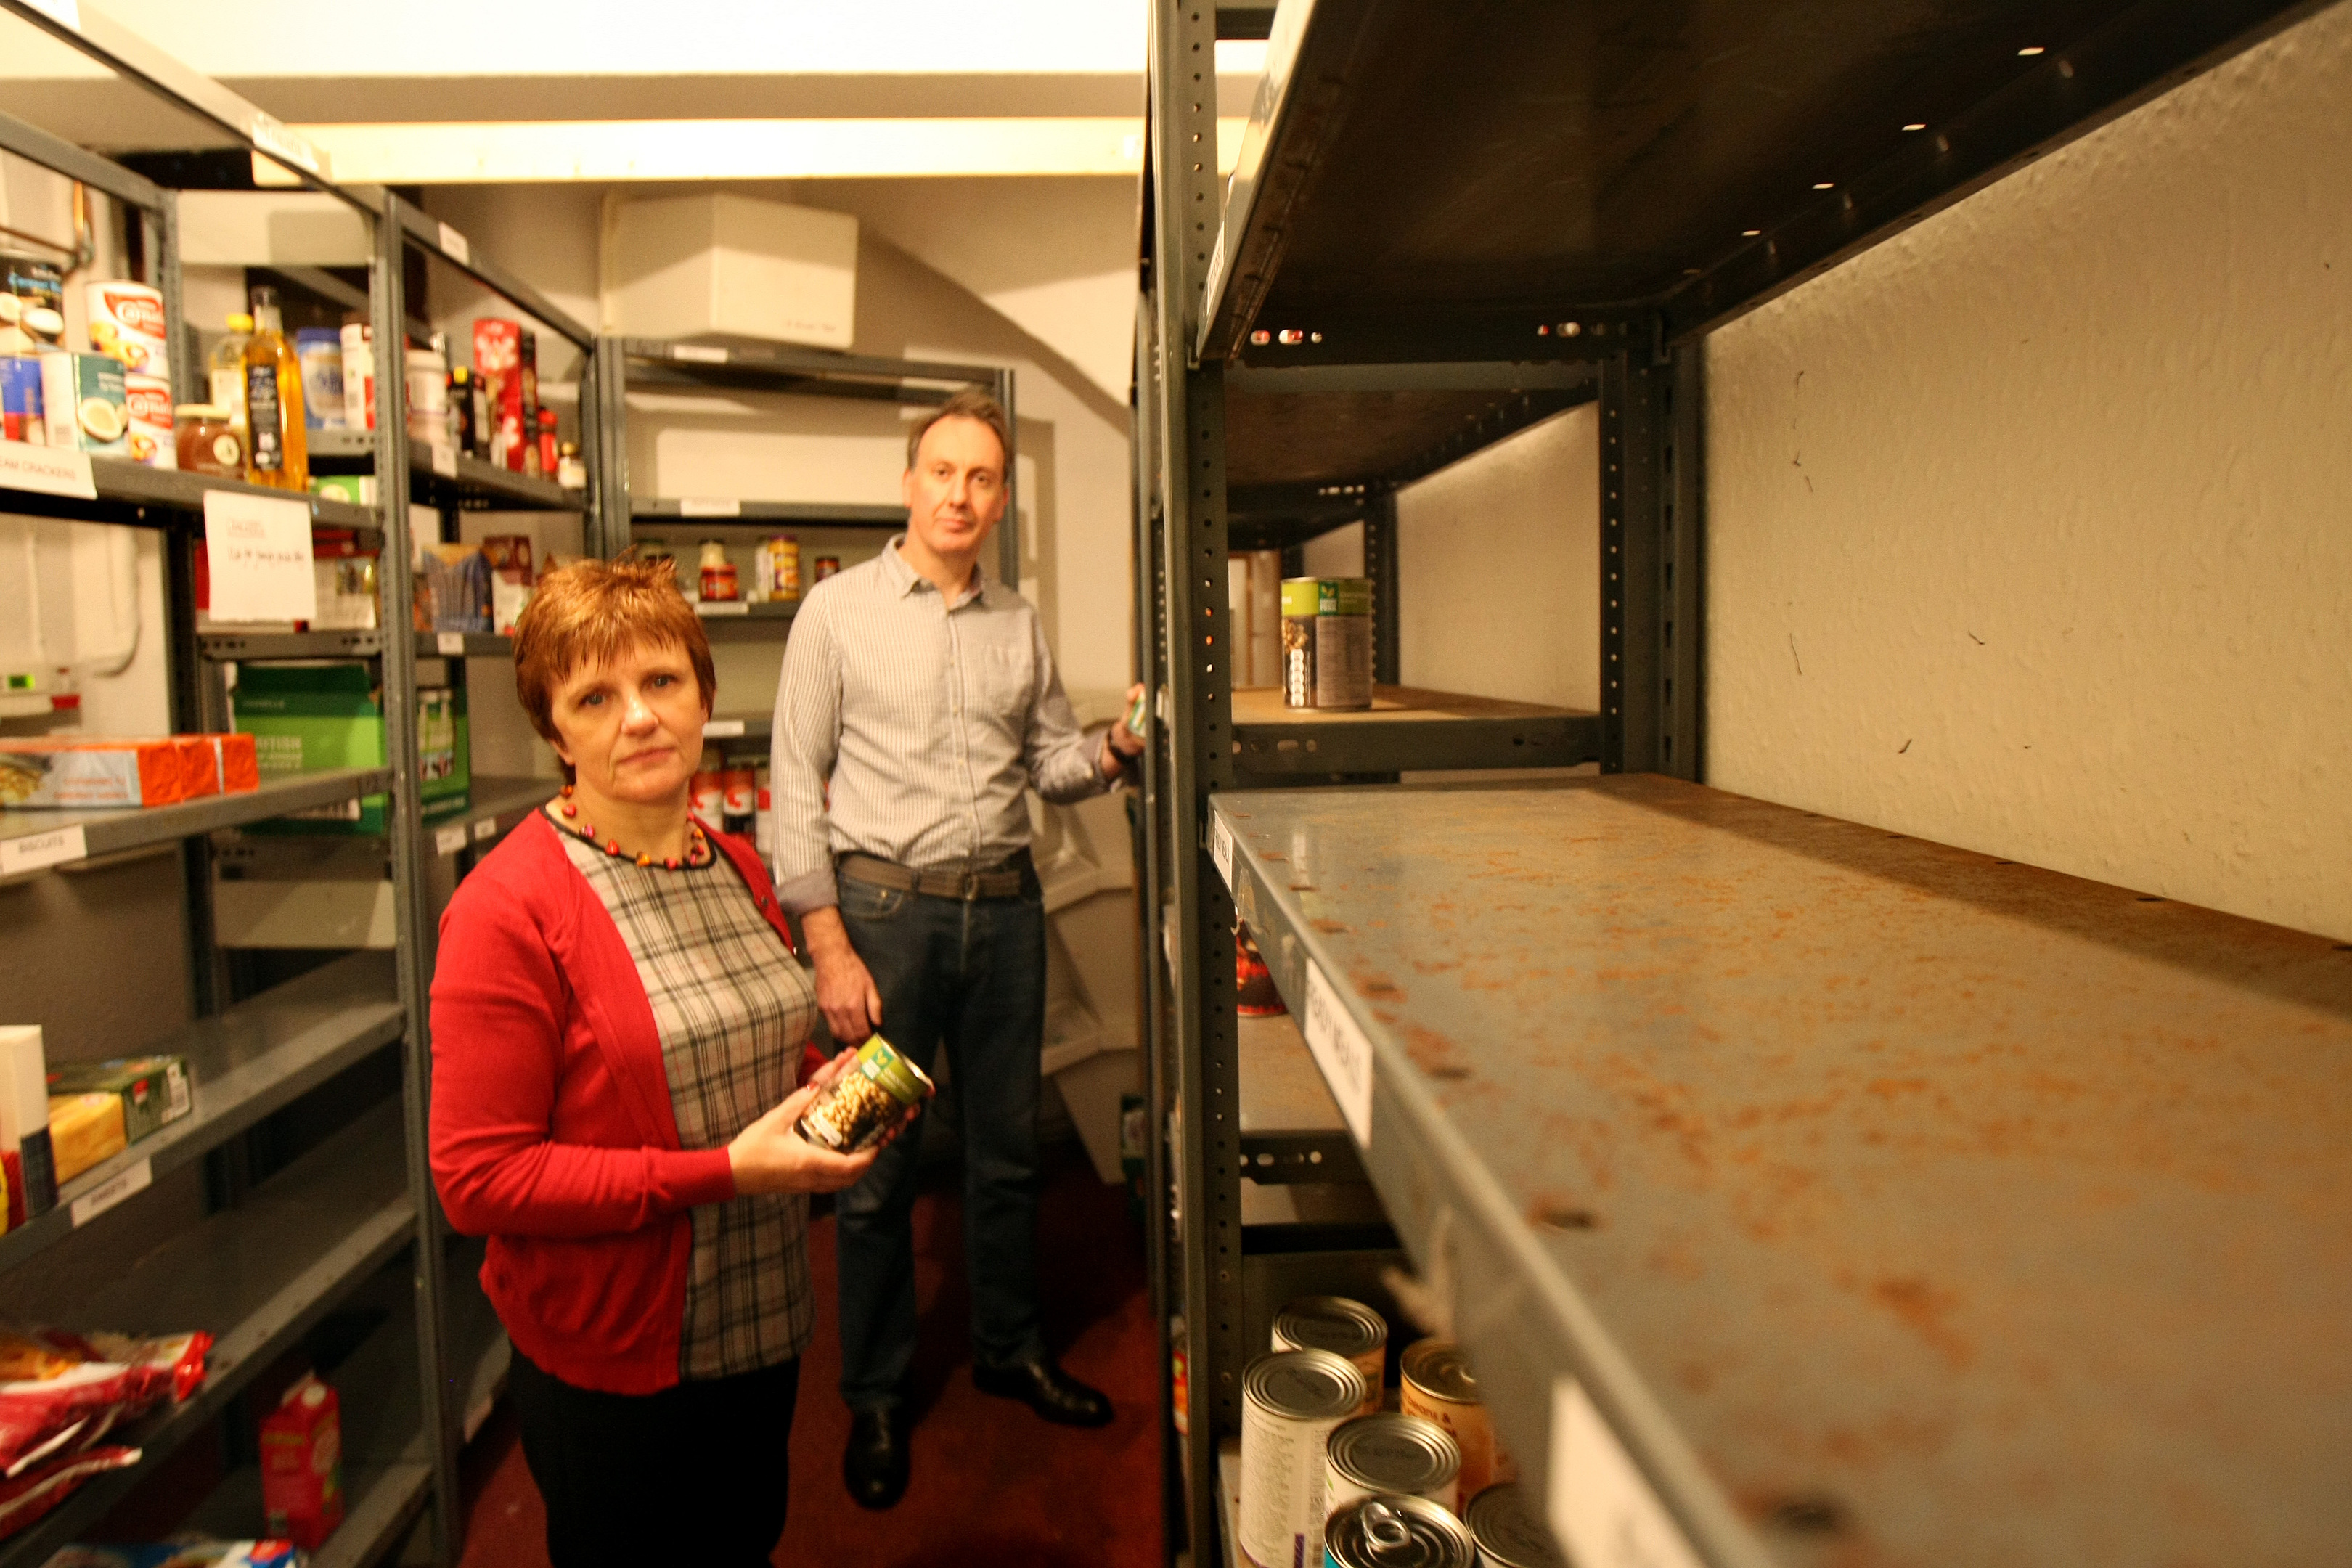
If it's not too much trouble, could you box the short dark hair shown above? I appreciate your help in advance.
[905,386,1009,475]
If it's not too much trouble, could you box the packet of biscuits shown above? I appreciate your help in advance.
[794,1036,934,1153]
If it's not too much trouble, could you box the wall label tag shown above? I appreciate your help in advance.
[70,1158,152,1228]
[1302,961,1374,1147]
[1209,814,1235,889]
[679,497,742,518]
[437,222,470,266]
[1549,1381,1705,1568]
[0,825,88,878]
[702,719,746,738]
[434,823,467,857]
[0,444,95,501]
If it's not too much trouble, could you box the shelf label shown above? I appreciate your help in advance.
[70,1157,152,1228]
[1209,814,1234,889]
[247,111,322,176]
[696,601,750,616]
[437,222,471,266]
[204,489,317,624]
[473,817,499,842]
[436,632,466,656]
[23,0,81,29]
[435,823,467,857]
[1301,961,1374,1148]
[0,824,88,878]
[702,719,747,738]
[679,497,742,518]
[671,344,730,364]
[430,444,458,478]
[0,443,95,501]
[1549,1381,1704,1568]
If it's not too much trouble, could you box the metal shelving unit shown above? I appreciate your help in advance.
[1138,3,2337,1566]
[0,3,584,1556]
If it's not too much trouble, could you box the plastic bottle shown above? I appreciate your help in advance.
[241,287,307,489]
[209,311,253,449]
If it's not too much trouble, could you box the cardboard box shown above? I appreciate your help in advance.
[234,663,468,835]
[48,1055,190,1146]
[0,736,213,809]
[0,1026,55,1225]
[211,732,261,793]
[261,1376,344,1551]
[605,193,857,350]
[46,1091,126,1184]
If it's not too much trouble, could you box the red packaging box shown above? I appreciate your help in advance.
[471,319,522,469]
[0,738,189,808]
[261,1374,344,1550]
[172,737,221,801]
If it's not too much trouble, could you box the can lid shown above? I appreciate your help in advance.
[1465,1484,1567,1568]
[1323,1494,1476,1568]
[1243,1348,1364,1421]
[1328,1413,1459,1494]
[1400,1339,1481,1403]
[1273,1294,1387,1360]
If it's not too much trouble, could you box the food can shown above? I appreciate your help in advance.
[39,351,126,454]
[760,534,802,601]
[638,539,679,590]
[340,317,375,430]
[1400,1340,1513,1498]
[84,280,169,380]
[405,344,448,446]
[1274,1296,1387,1414]
[690,752,727,825]
[1,356,44,444]
[698,539,738,602]
[1324,1413,1461,1520]
[813,555,840,581]
[295,329,345,429]
[1238,1349,1368,1568]
[1323,1494,1476,1568]
[1465,1483,1566,1568]
[123,373,176,469]
[796,1034,936,1153]
[721,765,756,838]
[1281,577,1374,710]
[1,256,65,351]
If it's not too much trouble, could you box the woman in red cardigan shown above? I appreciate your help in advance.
[430,557,878,1567]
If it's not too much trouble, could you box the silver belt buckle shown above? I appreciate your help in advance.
[960,867,981,902]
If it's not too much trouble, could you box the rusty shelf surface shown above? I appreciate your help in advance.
[1211,775,2352,1568]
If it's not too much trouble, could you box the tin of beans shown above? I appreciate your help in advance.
[796,1034,934,1153]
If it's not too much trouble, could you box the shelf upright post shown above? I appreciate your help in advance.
[1148,0,1241,1558]
[1365,491,1401,686]
[373,192,461,1565]
[1598,340,1705,779]
[995,367,1020,591]
[590,336,633,560]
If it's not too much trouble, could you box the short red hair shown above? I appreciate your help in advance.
[512,556,715,779]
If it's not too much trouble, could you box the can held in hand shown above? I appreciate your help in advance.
[1239,1349,1367,1568]
[1401,1339,1513,1499]
[796,1035,935,1153]
[1464,1483,1566,1568]
[1274,1295,1387,1415]
[1325,1413,1461,1521]
[1324,1493,1476,1568]
[1281,577,1373,710]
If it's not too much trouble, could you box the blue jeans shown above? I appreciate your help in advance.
[833,868,1048,1413]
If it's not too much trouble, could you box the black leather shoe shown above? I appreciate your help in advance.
[972,1355,1114,1427]
[843,1406,910,1510]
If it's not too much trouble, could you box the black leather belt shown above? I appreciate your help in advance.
[838,849,1031,901]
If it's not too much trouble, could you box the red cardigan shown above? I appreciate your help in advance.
[429,809,798,1395]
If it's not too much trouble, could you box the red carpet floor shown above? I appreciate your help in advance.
[457,1147,1163,1567]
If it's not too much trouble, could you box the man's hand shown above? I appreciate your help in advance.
[728,1061,886,1196]
[802,905,883,1045]
[1101,682,1148,780]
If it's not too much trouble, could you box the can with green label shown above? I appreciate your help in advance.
[795,1034,936,1153]
[1281,576,1373,711]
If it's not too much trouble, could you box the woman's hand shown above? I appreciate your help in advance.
[727,1050,905,1196]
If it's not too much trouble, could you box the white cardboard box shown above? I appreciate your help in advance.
[602,193,857,351]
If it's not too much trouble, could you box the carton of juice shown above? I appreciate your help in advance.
[261,1375,344,1550]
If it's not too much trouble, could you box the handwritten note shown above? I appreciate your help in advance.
[204,489,317,623]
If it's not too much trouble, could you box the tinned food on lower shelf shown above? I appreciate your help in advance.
[1325,1412,1461,1519]
[1271,1294,1384,1413]
[1281,576,1373,711]
[1401,1339,1514,1500]
[1464,1482,1567,1568]
[1324,1493,1476,1568]
[1238,1348,1366,1568]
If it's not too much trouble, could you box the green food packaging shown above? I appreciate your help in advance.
[47,1054,192,1146]
[234,663,469,834]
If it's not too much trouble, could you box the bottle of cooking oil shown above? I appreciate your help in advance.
[208,311,253,449]
[241,287,307,490]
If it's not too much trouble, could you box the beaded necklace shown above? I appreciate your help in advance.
[549,784,714,870]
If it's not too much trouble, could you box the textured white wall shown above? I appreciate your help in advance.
[1398,404,1599,711]
[1706,1,2352,942]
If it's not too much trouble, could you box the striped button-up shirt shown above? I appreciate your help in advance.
[769,536,1113,915]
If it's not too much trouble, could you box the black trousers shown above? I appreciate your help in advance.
[510,1349,800,1568]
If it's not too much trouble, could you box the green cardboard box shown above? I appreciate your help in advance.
[47,1054,191,1146]
[234,663,469,834]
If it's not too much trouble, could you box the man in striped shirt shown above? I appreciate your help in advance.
[770,387,1145,1511]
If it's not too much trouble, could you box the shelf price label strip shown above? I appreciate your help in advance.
[0,824,89,878]
[1551,1379,1706,1568]
[1301,960,1373,1148]
[0,444,96,502]
[70,1156,152,1228]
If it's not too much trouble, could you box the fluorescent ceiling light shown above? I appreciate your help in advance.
[252,116,1247,184]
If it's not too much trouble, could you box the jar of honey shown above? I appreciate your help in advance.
[174,404,242,476]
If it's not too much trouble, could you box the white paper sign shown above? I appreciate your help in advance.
[696,601,749,617]
[679,497,742,518]
[436,632,466,656]
[434,823,467,857]
[672,344,730,364]
[702,719,746,738]
[70,1157,152,1227]
[430,444,457,478]
[473,817,498,842]
[1302,960,1374,1147]
[25,0,81,28]
[1209,814,1235,889]
[1550,1381,1705,1568]
[0,443,95,501]
[437,222,471,266]
[0,824,87,878]
[248,112,322,176]
[203,490,316,623]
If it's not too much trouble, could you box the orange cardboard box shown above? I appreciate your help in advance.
[0,738,187,809]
